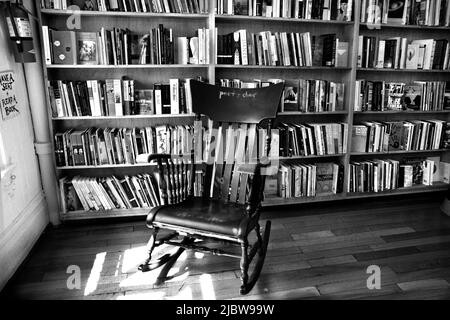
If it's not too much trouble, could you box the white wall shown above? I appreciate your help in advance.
[0,3,49,290]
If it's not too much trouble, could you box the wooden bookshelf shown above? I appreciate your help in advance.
[37,0,450,221]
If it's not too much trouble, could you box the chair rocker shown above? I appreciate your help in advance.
[138,80,284,295]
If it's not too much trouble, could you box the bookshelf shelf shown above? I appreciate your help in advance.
[359,23,450,30]
[357,68,450,73]
[354,111,450,115]
[217,65,352,70]
[40,9,209,19]
[274,154,346,161]
[52,114,196,121]
[346,183,449,199]
[278,111,348,116]
[56,163,156,170]
[46,64,208,69]
[263,183,449,207]
[215,15,354,25]
[263,194,347,207]
[351,149,449,157]
[60,208,149,221]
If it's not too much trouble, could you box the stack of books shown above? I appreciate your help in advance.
[42,25,211,65]
[41,0,209,13]
[59,169,193,213]
[48,77,204,117]
[54,125,196,167]
[274,122,348,157]
[217,0,353,21]
[351,120,447,153]
[357,36,450,70]
[277,161,344,199]
[360,0,450,26]
[281,79,345,112]
[354,80,449,112]
[348,157,443,194]
[176,28,212,65]
[217,30,349,67]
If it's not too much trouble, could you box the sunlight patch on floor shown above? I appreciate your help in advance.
[200,273,216,300]
[84,252,106,296]
[121,246,147,273]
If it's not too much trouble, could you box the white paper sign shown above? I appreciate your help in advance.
[0,71,20,120]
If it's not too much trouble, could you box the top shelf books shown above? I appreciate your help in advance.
[360,0,450,27]
[41,0,210,13]
[216,0,353,21]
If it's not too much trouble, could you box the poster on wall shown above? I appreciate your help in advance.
[0,70,20,120]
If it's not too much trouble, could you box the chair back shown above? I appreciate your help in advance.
[190,80,284,204]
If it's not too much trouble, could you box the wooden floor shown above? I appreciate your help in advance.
[3,194,450,300]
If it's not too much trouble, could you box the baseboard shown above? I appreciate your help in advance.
[0,192,49,291]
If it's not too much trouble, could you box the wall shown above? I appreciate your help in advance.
[0,2,49,290]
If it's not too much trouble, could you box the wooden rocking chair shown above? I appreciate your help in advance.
[138,80,284,295]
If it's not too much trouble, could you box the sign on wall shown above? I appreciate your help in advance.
[0,71,20,120]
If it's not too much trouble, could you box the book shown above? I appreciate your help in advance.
[351,125,369,153]
[50,30,77,64]
[76,32,98,64]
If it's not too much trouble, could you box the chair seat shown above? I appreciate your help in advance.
[147,198,255,239]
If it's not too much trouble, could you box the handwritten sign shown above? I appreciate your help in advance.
[0,71,20,120]
[219,90,257,100]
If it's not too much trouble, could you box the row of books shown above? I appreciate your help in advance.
[354,81,450,112]
[351,120,447,153]
[360,0,450,26]
[41,0,209,13]
[42,25,211,65]
[216,0,353,20]
[217,30,349,67]
[347,157,447,194]
[48,78,202,118]
[60,168,197,212]
[281,79,345,112]
[358,36,450,70]
[277,161,344,198]
[218,78,345,112]
[275,122,348,157]
[54,126,195,167]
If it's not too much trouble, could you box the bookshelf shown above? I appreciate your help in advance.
[37,0,450,221]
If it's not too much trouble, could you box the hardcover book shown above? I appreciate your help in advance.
[51,30,76,65]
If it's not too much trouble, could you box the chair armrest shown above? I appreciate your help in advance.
[136,153,172,164]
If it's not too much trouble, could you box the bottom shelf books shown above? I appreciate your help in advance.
[275,162,345,199]
[59,169,204,213]
[348,157,450,194]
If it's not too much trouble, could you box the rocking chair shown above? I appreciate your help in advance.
[138,80,284,295]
